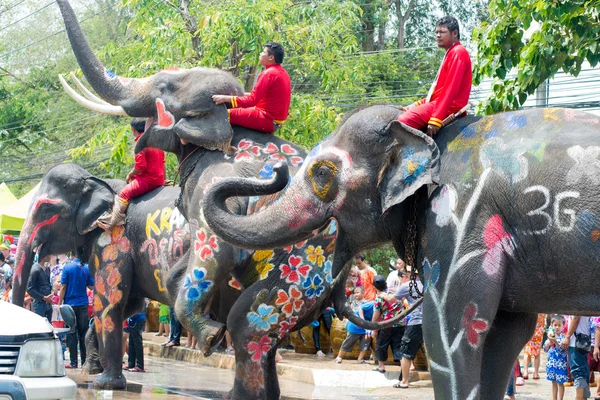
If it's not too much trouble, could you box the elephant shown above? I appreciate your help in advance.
[12,164,243,389]
[204,104,600,400]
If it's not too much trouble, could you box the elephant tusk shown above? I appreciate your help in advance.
[59,74,128,116]
[69,72,111,106]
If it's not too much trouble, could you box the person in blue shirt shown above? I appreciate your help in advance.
[335,286,374,364]
[59,258,94,369]
[125,309,146,372]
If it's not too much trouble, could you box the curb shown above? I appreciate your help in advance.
[143,339,431,388]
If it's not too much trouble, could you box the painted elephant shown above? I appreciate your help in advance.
[205,105,600,399]
[56,0,241,152]
[12,164,243,389]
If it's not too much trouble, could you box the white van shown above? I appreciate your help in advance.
[0,301,77,400]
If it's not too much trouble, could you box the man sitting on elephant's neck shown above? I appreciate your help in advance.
[212,42,291,134]
[97,118,165,230]
[397,16,472,137]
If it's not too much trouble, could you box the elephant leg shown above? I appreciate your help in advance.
[82,324,103,375]
[479,311,538,400]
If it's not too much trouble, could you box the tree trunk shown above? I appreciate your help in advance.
[394,0,417,50]
[244,65,259,92]
[359,0,375,52]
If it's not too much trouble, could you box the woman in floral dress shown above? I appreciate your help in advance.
[523,313,547,379]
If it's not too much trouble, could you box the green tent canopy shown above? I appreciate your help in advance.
[0,182,41,234]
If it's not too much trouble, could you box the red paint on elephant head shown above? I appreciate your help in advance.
[155,98,175,129]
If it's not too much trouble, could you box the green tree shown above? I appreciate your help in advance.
[473,0,600,114]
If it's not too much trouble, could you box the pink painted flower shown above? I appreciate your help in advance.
[482,214,514,277]
[195,229,219,261]
[462,303,489,348]
[279,256,311,284]
[247,335,272,362]
[279,316,298,339]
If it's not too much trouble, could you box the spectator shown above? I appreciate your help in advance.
[592,317,600,398]
[27,257,53,322]
[345,266,361,297]
[51,275,67,360]
[386,267,424,389]
[523,313,546,380]
[371,275,405,374]
[0,254,13,279]
[545,314,568,400]
[355,254,376,301]
[312,308,334,357]
[225,331,234,353]
[1,277,12,302]
[125,310,146,372]
[561,315,592,400]
[163,306,181,347]
[0,244,9,260]
[60,258,94,369]
[155,303,171,337]
[335,286,373,364]
[386,258,405,293]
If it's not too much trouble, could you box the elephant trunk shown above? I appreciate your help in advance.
[12,222,37,307]
[203,163,328,249]
[56,0,132,105]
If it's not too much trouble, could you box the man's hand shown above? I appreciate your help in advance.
[212,95,232,105]
[560,336,570,350]
[125,173,133,183]
[398,103,415,112]
[371,330,378,339]
[426,124,441,137]
[43,294,54,304]
[594,346,600,362]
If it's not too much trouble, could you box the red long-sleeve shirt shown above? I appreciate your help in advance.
[416,42,472,127]
[230,64,291,123]
[133,134,165,186]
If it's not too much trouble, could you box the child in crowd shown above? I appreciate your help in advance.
[155,303,171,337]
[51,275,67,359]
[335,286,373,364]
[523,313,547,379]
[544,314,568,400]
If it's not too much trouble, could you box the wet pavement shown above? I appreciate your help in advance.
[68,354,587,399]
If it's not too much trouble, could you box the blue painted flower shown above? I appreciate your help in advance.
[323,260,333,284]
[247,304,279,331]
[401,147,429,184]
[480,138,534,183]
[422,258,440,291]
[183,267,212,302]
[259,164,274,178]
[506,113,527,130]
[302,275,325,298]
[104,69,117,79]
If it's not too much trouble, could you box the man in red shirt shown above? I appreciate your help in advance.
[97,118,166,230]
[212,42,291,133]
[398,16,472,137]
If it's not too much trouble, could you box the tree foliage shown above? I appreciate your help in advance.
[473,0,600,114]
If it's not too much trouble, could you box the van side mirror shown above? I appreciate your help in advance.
[54,305,76,335]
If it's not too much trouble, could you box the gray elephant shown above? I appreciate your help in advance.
[204,105,600,400]
[12,164,244,389]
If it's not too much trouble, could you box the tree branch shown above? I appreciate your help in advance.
[0,67,35,89]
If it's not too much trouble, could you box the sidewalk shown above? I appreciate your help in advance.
[142,332,431,389]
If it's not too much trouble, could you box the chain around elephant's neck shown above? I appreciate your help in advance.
[406,191,423,299]
[174,147,204,207]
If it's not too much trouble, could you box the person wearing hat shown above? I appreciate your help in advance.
[0,244,9,261]
[384,266,424,389]
[371,275,406,373]
[0,253,13,280]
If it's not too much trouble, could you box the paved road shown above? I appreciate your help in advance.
[70,355,587,399]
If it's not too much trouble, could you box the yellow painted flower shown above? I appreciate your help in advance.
[305,245,325,267]
[253,250,274,280]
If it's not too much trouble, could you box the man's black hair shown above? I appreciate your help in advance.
[130,118,146,134]
[355,253,366,262]
[0,253,4,263]
[436,16,460,40]
[264,42,284,64]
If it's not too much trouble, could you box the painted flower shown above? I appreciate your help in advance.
[106,264,121,287]
[194,229,219,261]
[462,303,489,348]
[259,164,275,179]
[93,316,102,332]
[422,258,440,291]
[229,277,242,291]
[247,304,279,331]
[401,146,429,184]
[323,260,333,284]
[279,316,298,339]
[305,245,325,267]
[279,256,311,284]
[108,289,122,305]
[275,285,304,316]
[247,335,272,362]
[302,275,325,298]
[183,267,213,301]
[566,145,600,185]
[480,138,532,183]
[262,142,303,166]
[237,361,265,393]
[93,295,103,313]
[95,275,106,296]
[253,250,274,280]
[101,225,130,262]
[431,185,457,228]
[482,214,514,277]
[577,210,600,242]
[102,316,115,333]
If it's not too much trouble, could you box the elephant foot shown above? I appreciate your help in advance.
[199,323,227,357]
[92,371,126,390]
[82,359,103,375]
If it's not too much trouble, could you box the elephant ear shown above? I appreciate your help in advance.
[379,120,440,214]
[134,125,181,155]
[173,105,233,152]
[76,177,116,234]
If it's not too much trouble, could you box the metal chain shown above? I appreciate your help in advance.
[406,193,423,300]
[174,152,203,208]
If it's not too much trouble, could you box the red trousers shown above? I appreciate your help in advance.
[119,177,162,203]
[397,101,438,130]
[229,108,277,133]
